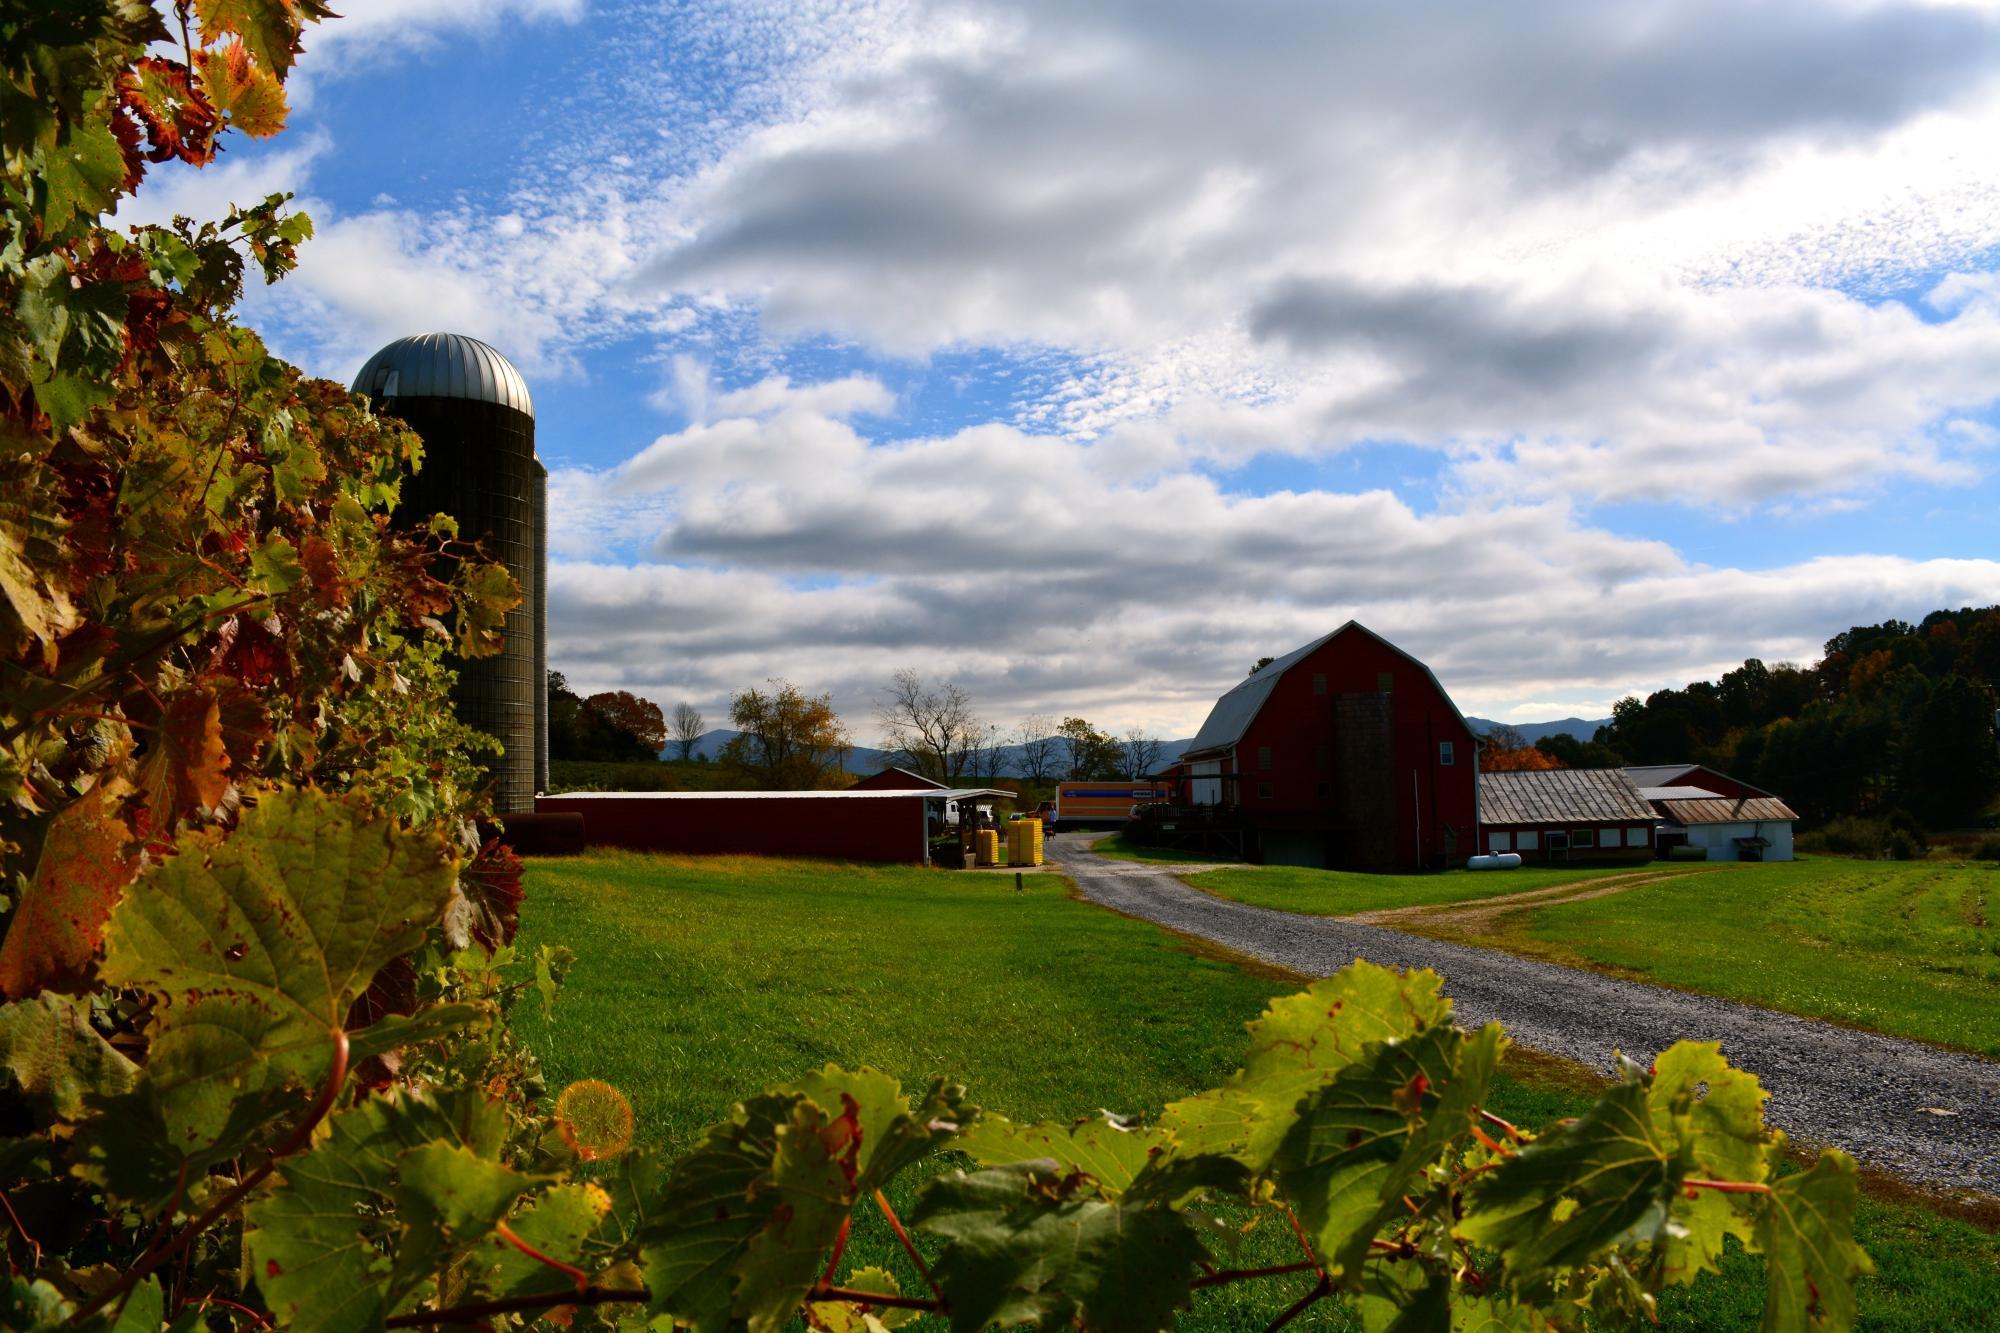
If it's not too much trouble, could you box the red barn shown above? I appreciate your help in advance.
[1168,623,1478,871]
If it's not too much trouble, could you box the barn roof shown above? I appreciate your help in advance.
[1183,622,1468,759]
[849,766,950,790]
[1480,768,1656,825]
[1636,785,1720,801]
[544,787,1011,801]
[1657,796,1798,825]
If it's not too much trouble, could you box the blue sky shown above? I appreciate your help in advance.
[140,0,2000,740]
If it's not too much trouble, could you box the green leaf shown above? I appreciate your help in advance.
[737,1096,863,1333]
[99,787,455,1164]
[37,119,129,230]
[0,994,136,1120]
[790,1066,971,1195]
[479,1183,612,1300]
[244,1087,509,1333]
[913,1161,1207,1333]
[248,533,304,594]
[1355,1256,1450,1332]
[1753,1150,1872,1333]
[194,0,305,74]
[391,1141,540,1295]
[29,372,113,434]
[809,1265,917,1333]
[346,1003,489,1067]
[1649,1041,1774,1284]
[1161,961,1453,1169]
[1459,1076,1679,1290]
[639,1092,798,1333]
[959,1112,1163,1196]
[1273,1022,1467,1278]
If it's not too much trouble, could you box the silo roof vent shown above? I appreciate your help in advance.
[351,332,534,418]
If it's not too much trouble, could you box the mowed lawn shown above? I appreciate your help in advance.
[1181,858,1664,915]
[1507,858,2000,1057]
[514,850,1998,1330]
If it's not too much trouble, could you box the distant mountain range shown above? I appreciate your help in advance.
[1465,716,1610,745]
[665,721,1604,774]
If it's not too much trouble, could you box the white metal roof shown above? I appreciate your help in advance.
[1182,622,1470,759]
[1637,785,1721,801]
[543,788,1011,801]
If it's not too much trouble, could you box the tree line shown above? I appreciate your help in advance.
[548,668,1170,789]
[1482,606,2000,827]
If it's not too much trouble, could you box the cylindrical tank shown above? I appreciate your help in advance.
[532,460,548,795]
[352,333,544,815]
[1467,853,1524,871]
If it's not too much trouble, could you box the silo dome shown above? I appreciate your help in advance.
[351,332,534,419]
[353,331,545,815]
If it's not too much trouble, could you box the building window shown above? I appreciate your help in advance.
[1573,829,1597,848]
[1377,671,1394,692]
[1517,831,1538,850]
[1627,827,1651,847]
[1600,828,1621,846]
[1438,741,1455,766]
[1257,746,1273,771]
[1315,781,1331,800]
[1314,744,1329,769]
[1490,831,1511,852]
[1312,672,1327,695]
[1257,782,1274,800]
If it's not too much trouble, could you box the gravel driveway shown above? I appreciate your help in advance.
[1048,833,2000,1194]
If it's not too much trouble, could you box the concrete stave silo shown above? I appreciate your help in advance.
[352,333,546,815]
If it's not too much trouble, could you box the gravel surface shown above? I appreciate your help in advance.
[1048,833,2000,1194]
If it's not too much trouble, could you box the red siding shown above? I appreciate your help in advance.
[534,794,928,862]
[1662,766,1769,800]
[849,768,946,790]
[1225,629,1478,871]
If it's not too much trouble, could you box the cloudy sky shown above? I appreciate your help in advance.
[139,0,2000,738]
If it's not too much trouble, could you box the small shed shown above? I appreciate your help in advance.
[1622,764,1771,801]
[1653,795,1798,862]
[1480,768,1658,862]
[535,787,1013,864]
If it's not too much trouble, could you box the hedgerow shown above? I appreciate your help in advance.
[0,5,1867,1330]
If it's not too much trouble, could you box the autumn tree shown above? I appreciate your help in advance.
[876,669,983,782]
[722,679,851,788]
[548,670,654,761]
[587,689,668,753]
[671,700,705,760]
[1478,724,1561,772]
[1057,717,1123,779]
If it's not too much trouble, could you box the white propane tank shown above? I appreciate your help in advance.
[1467,853,1524,871]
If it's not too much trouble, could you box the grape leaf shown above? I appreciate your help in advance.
[0,994,136,1120]
[959,1112,1164,1196]
[1753,1150,1871,1333]
[1458,1076,1679,1288]
[390,1142,543,1296]
[193,0,304,75]
[99,787,455,1160]
[0,790,141,999]
[1162,960,1454,1169]
[790,1067,972,1195]
[737,1095,863,1333]
[133,688,230,828]
[37,119,129,230]
[479,1182,612,1300]
[244,1087,509,1333]
[913,1161,1207,1333]
[193,40,286,137]
[640,1092,799,1333]
[809,1265,917,1333]
[1648,1041,1774,1284]
[1273,1022,1466,1278]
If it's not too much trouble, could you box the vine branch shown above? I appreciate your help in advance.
[382,1286,648,1328]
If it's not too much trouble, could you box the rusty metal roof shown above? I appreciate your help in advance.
[1657,796,1798,825]
[1480,768,1656,825]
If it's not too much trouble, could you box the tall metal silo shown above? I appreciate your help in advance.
[532,460,549,795]
[352,333,545,815]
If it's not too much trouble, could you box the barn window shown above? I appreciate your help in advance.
[1489,831,1511,852]
[1316,781,1331,800]
[1257,782,1274,800]
[1517,831,1538,850]
[1573,829,1597,848]
[1600,828,1621,846]
[1257,746,1273,771]
[1312,673,1327,695]
[1438,741,1455,766]
[1377,671,1394,692]
[1627,827,1651,846]
[1314,744,1329,769]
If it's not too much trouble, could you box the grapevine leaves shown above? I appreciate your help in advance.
[1754,1149,1872,1332]
[0,788,140,999]
[88,787,470,1201]
[641,1071,971,1333]
[0,993,136,1120]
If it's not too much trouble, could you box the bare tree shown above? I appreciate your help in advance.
[670,701,705,761]
[1124,728,1164,779]
[876,669,982,782]
[1014,714,1059,785]
[965,722,1005,783]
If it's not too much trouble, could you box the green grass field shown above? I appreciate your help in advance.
[1497,858,2000,1056]
[1090,830,1239,863]
[514,851,1998,1330]
[1181,859,1664,915]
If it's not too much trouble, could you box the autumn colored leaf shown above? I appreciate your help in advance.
[0,790,142,999]
[195,0,308,76]
[194,40,288,139]
[116,57,219,165]
[452,836,525,951]
[134,687,231,828]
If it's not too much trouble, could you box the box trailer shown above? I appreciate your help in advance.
[1052,781,1172,825]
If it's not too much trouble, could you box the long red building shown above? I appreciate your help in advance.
[1164,623,1478,871]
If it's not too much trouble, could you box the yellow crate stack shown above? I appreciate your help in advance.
[976,828,1000,867]
[1009,819,1044,867]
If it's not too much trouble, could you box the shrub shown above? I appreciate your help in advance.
[1973,834,2000,862]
